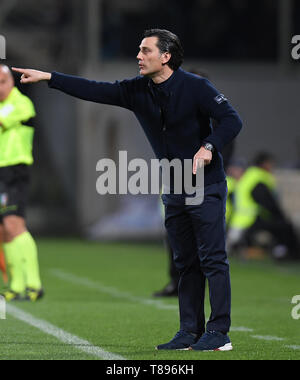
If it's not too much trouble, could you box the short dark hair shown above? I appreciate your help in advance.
[253,152,274,167]
[143,29,184,71]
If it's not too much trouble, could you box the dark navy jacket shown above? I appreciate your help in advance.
[49,68,242,187]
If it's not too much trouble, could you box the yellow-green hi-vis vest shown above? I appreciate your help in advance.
[230,166,276,230]
[225,176,236,225]
[0,87,36,167]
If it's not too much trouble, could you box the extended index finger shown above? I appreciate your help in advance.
[193,158,198,175]
[11,67,26,74]
[193,157,205,175]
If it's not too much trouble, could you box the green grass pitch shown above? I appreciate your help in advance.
[0,238,299,360]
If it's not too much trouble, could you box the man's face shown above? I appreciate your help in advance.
[137,36,170,77]
[262,160,274,173]
[0,67,14,102]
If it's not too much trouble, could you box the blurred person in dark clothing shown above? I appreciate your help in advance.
[228,152,300,260]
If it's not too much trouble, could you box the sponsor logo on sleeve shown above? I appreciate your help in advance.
[214,94,227,105]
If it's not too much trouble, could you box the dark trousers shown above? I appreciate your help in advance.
[162,181,231,335]
[164,235,180,285]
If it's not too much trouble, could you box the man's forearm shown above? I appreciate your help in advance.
[204,112,243,153]
[48,72,130,108]
[12,68,133,109]
[41,72,52,81]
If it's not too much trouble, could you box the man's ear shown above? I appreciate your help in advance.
[161,52,171,65]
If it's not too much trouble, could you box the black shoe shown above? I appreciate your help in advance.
[189,331,233,351]
[156,330,198,350]
[152,282,178,297]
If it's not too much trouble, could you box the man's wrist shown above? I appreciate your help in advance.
[202,142,215,153]
[44,72,52,81]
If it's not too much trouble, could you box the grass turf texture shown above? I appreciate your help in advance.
[0,238,299,360]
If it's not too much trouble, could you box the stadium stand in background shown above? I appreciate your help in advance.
[1,0,300,242]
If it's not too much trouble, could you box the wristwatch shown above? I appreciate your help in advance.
[202,143,215,153]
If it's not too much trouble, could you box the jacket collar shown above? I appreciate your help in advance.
[147,67,184,97]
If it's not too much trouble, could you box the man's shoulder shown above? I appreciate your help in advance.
[180,69,211,86]
[120,75,148,87]
[118,75,150,99]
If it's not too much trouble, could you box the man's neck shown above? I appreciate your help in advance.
[151,66,174,84]
[0,87,14,102]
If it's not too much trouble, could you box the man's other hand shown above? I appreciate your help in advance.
[193,147,212,174]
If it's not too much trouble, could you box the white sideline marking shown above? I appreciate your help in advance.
[50,269,257,335]
[50,269,300,354]
[230,327,254,332]
[6,304,126,360]
[50,268,178,311]
[285,345,300,350]
[251,335,285,342]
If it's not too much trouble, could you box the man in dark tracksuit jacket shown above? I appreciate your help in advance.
[12,29,242,351]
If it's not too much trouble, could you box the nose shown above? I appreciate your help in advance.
[136,51,142,60]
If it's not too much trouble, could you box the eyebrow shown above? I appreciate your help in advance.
[139,45,151,51]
